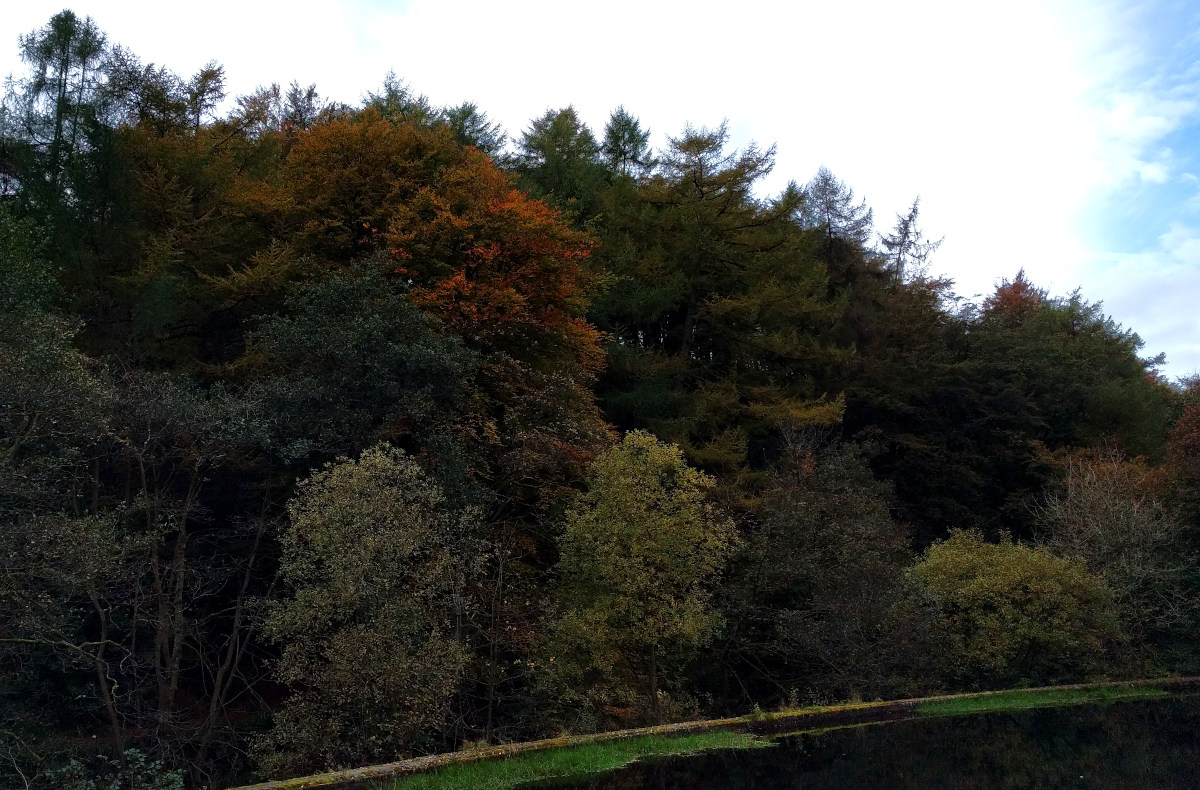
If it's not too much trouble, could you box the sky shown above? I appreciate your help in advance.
[3,0,1199,379]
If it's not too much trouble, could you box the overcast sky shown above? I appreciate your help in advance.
[4,0,1198,379]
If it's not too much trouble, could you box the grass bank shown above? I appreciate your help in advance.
[915,684,1169,718]
[230,676,1198,790]
[377,730,765,790]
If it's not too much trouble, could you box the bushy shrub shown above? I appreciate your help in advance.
[911,530,1122,687]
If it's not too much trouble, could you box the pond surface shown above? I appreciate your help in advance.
[528,696,1200,789]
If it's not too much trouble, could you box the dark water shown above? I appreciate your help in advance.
[530,696,1200,789]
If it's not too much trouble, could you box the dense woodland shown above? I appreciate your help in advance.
[1,11,1198,789]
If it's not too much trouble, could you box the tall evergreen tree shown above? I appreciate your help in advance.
[593,123,844,471]
[7,10,108,201]
[602,105,653,178]
[442,101,505,156]
[514,106,608,222]
[879,196,942,281]
[803,165,873,245]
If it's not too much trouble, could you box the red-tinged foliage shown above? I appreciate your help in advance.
[1169,402,1200,458]
[263,109,611,512]
[1165,402,1200,518]
[277,108,462,258]
[274,110,603,375]
[984,269,1045,322]
[401,171,603,373]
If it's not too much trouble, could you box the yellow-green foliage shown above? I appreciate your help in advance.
[260,445,483,775]
[544,431,738,723]
[911,531,1122,686]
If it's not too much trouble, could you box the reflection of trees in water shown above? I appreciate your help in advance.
[541,699,1200,789]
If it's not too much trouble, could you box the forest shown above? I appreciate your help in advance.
[1,11,1198,790]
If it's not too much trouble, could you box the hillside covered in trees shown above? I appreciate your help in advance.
[1,11,1198,789]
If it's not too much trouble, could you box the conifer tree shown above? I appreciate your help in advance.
[593,123,844,470]
[602,105,653,178]
[879,196,942,281]
[8,10,108,199]
[514,106,608,221]
[442,101,505,155]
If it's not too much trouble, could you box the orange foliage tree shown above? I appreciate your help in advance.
[261,107,611,507]
[246,106,613,742]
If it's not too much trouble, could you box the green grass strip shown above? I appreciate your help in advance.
[378,730,766,790]
[916,685,1168,718]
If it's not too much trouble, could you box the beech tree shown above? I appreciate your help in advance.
[2,12,1197,783]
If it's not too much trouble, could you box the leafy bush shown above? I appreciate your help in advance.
[42,749,183,790]
[911,531,1122,687]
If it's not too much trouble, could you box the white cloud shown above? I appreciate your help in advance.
[1087,222,1200,378]
[2,0,1197,376]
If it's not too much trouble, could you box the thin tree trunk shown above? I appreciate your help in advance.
[197,520,265,765]
[649,647,659,724]
[484,548,506,743]
[163,469,202,717]
[90,593,126,768]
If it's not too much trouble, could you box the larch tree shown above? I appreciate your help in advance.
[592,123,845,471]
[878,196,942,282]
[9,10,108,199]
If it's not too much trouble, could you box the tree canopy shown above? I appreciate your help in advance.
[0,12,1193,789]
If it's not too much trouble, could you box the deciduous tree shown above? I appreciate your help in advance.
[262,445,484,773]
[911,531,1122,687]
[543,432,737,725]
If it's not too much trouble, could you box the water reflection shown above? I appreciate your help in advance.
[530,697,1200,789]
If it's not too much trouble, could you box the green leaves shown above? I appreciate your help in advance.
[264,445,484,772]
[248,264,479,477]
[0,204,55,313]
[912,531,1122,687]
[545,431,737,722]
[593,125,843,469]
[602,106,652,178]
[514,107,608,223]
